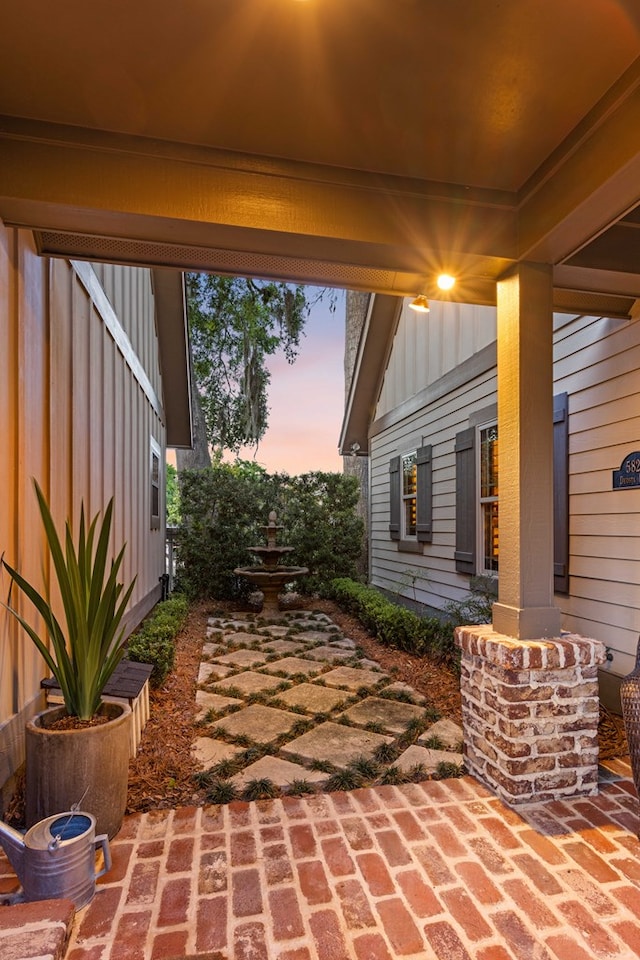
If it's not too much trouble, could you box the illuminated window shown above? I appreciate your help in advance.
[150,438,161,530]
[479,424,498,572]
[402,452,417,539]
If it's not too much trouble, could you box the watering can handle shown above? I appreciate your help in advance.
[93,833,112,880]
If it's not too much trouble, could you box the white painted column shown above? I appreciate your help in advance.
[492,262,561,640]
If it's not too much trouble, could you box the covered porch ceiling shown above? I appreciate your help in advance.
[1,1,640,317]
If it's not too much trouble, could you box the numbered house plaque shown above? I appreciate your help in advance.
[613,452,640,489]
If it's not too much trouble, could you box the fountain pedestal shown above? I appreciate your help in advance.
[234,511,308,614]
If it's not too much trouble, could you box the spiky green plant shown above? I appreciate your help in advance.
[206,779,239,804]
[241,778,280,801]
[2,480,136,720]
[326,768,364,792]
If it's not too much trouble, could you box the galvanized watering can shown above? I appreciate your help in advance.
[0,810,111,908]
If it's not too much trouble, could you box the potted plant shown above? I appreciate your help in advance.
[2,480,136,838]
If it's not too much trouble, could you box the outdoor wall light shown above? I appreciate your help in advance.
[409,294,430,313]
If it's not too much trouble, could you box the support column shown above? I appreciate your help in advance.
[492,262,561,640]
[456,625,607,804]
[457,262,608,805]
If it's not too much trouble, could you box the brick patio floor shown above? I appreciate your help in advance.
[2,608,639,959]
[0,757,617,959]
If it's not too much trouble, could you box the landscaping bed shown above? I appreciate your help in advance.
[124,597,628,813]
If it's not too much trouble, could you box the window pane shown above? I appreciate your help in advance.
[480,426,498,498]
[404,497,416,537]
[482,501,499,571]
[402,454,417,496]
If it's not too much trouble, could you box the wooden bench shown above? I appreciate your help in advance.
[41,659,153,757]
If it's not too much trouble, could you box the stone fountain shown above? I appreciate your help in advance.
[234,511,308,613]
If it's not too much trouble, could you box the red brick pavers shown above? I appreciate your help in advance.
[59,762,640,958]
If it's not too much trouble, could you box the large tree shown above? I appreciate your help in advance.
[177,273,310,471]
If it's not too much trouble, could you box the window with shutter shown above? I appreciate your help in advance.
[389,456,400,541]
[388,445,433,548]
[454,394,569,585]
[454,427,476,573]
[416,445,433,543]
[553,393,569,594]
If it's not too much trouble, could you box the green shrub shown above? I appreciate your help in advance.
[126,594,188,685]
[330,578,456,662]
[176,465,365,600]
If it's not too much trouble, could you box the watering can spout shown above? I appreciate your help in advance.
[0,820,26,885]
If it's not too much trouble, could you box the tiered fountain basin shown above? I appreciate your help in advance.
[234,511,308,613]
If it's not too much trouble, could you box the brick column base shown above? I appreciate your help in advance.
[455,625,607,805]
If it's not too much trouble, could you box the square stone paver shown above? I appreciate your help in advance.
[225,631,261,644]
[198,663,219,685]
[212,671,288,696]
[381,681,426,705]
[305,645,355,663]
[321,666,387,691]
[280,721,393,769]
[261,657,324,677]
[191,738,243,769]
[295,630,333,642]
[202,642,225,658]
[261,639,306,655]
[277,683,351,714]
[339,696,426,735]
[212,648,268,669]
[418,718,464,750]
[211,705,299,744]
[200,664,236,682]
[327,638,357,650]
[262,625,290,637]
[195,690,243,720]
[231,756,328,790]
[394,744,464,775]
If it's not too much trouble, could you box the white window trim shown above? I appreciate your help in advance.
[476,420,499,576]
[150,437,162,530]
[401,450,418,541]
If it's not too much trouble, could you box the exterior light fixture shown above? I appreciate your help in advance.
[437,274,456,291]
[409,294,430,313]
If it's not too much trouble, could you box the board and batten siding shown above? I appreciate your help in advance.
[369,297,640,678]
[0,224,167,802]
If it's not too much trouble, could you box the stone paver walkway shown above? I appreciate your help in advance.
[191,610,464,799]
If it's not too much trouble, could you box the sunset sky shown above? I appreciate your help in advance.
[236,288,346,475]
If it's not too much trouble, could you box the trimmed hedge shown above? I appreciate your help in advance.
[329,578,456,663]
[126,594,189,686]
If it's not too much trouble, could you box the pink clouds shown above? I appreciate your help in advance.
[238,291,345,475]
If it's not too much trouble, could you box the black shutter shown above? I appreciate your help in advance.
[416,445,433,543]
[553,392,569,594]
[389,456,400,540]
[455,427,476,573]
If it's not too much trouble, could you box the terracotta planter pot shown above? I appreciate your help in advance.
[25,700,131,839]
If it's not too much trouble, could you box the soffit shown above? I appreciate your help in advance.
[0,1,639,308]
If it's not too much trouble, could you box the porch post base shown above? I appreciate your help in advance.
[455,625,607,805]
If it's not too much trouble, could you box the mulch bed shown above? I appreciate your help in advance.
[125,598,629,814]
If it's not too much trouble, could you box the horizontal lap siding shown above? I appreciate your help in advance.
[0,226,166,735]
[371,309,497,609]
[370,302,639,671]
[554,314,640,674]
[554,317,640,675]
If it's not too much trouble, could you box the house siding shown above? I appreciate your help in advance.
[0,225,167,804]
[370,299,640,680]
